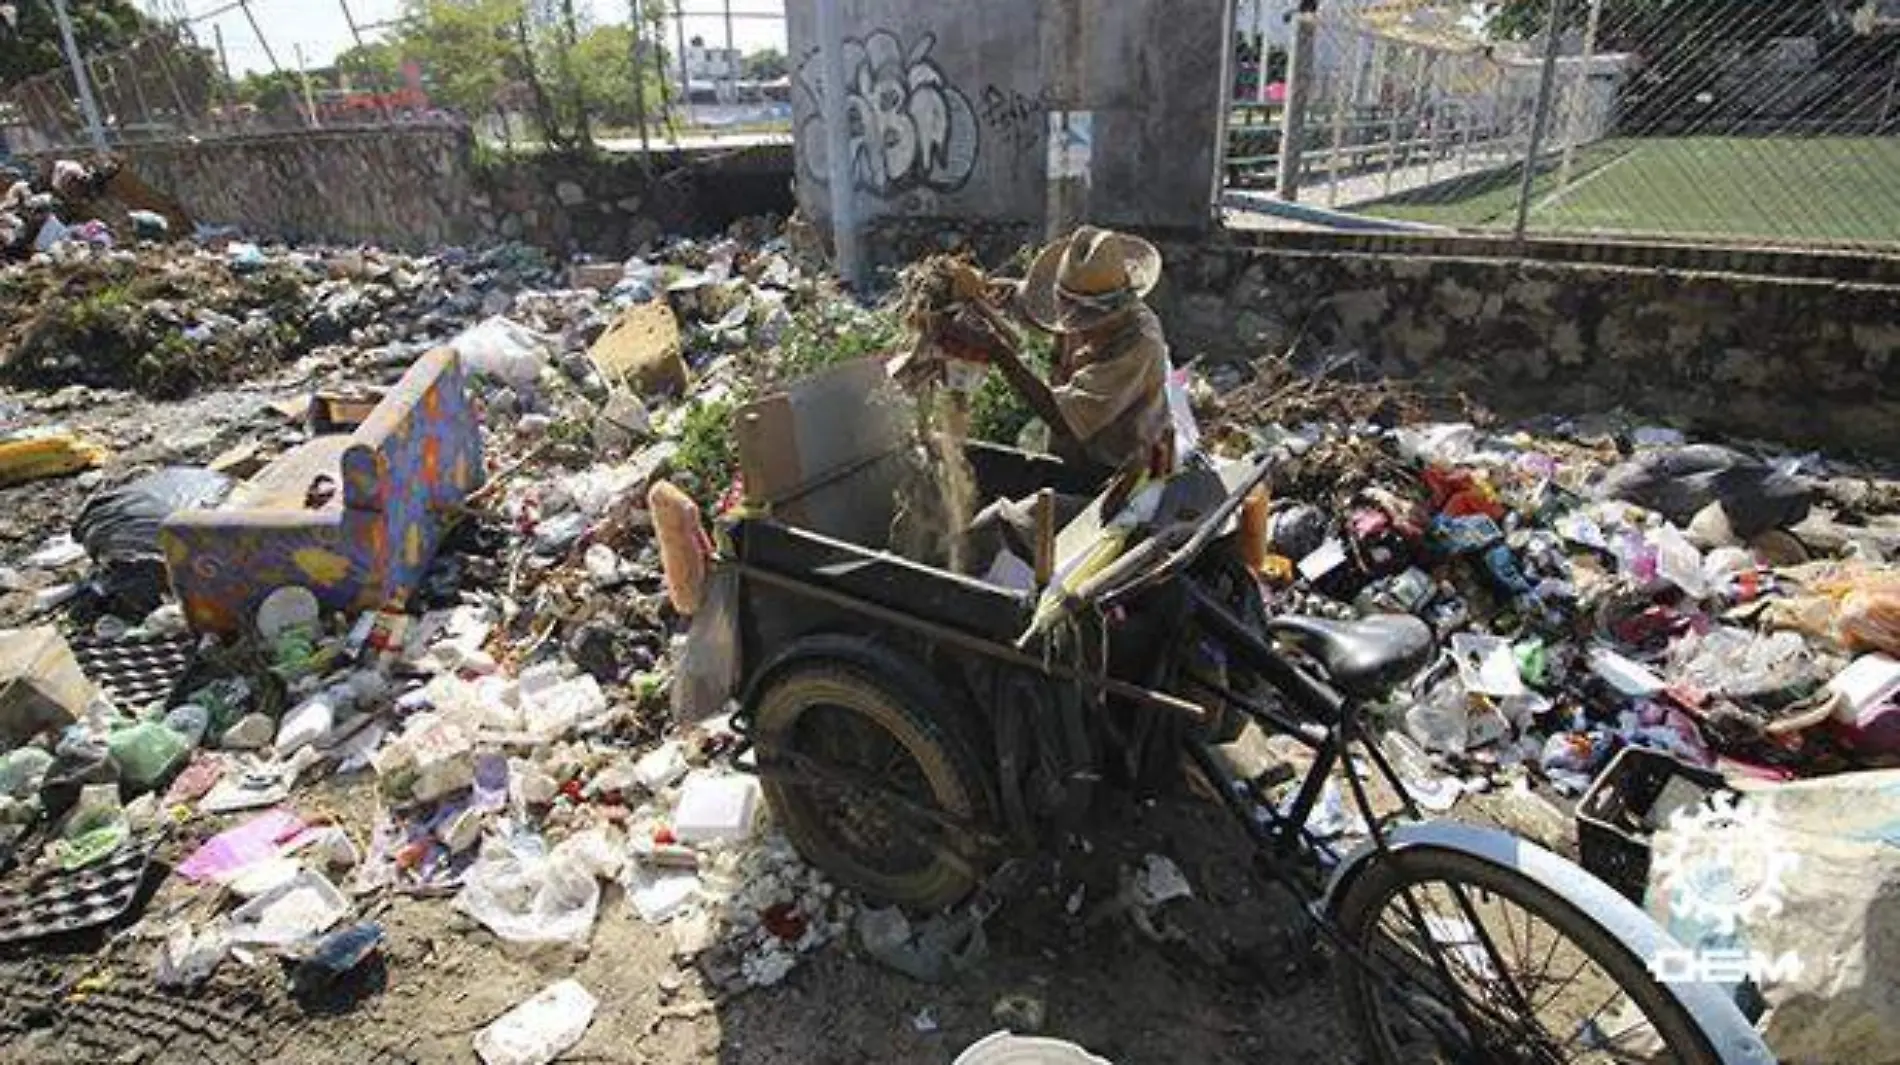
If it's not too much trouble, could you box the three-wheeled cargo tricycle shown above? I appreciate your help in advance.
[693,359,1770,1064]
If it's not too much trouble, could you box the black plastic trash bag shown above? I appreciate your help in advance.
[73,467,232,617]
[1596,445,1810,540]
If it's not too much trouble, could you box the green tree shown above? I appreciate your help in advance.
[742,47,787,80]
[571,23,664,127]
[334,40,403,90]
[0,0,147,85]
[395,0,521,119]
[233,70,304,113]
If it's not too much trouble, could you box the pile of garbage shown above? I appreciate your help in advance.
[1,156,175,263]
[0,222,873,1059]
[3,205,1900,1061]
[1208,381,1900,804]
[0,232,565,399]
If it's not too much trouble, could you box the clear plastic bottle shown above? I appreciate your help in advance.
[1403,678,1471,754]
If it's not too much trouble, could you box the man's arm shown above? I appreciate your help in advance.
[969,302,1074,445]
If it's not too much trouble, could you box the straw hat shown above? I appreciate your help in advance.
[1019,226,1161,334]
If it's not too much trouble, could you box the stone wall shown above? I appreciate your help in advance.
[785,0,1228,235]
[1154,235,1900,460]
[118,127,795,254]
[126,128,477,248]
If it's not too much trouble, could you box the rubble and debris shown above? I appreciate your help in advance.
[992,992,1048,1033]
[0,626,95,745]
[0,203,1894,1065]
[589,300,689,395]
[0,431,109,487]
[474,978,598,1065]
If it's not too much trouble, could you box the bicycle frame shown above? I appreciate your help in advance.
[1175,576,1564,1056]
[1180,579,1416,864]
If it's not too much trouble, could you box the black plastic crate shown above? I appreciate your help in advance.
[1576,746,1730,904]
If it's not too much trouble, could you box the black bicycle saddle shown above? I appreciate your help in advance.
[1267,614,1436,697]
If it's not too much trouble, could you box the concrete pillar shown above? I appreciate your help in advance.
[816,0,863,288]
[1042,0,1089,239]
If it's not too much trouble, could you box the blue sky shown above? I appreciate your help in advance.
[162,0,789,77]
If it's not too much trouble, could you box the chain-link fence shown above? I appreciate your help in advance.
[1229,0,1900,250]
[2,0,790,157]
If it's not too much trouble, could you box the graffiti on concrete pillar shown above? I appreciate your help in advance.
[796,30,980,197]
[978,84,1056,178]
[979,85,1052,159]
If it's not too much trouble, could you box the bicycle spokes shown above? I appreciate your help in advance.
[1364,880,1671,1064]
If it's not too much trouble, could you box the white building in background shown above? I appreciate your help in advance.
[1231,0,1437,93]
[680,41,743,103]
[1234,0,1299,52]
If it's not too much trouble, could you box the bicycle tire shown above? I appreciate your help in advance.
[1331,844,1725,1065]
[753,651,994,911]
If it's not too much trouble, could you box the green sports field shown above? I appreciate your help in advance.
[1363,136,1900,247]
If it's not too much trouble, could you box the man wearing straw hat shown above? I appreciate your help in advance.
[953,225,1179,573]
[983,224,1175,484]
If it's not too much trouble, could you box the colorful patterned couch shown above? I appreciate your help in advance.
[160,348,485,634]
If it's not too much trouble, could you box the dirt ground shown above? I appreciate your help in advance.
[0,783,1359,1065]
[0,384,1371,1064]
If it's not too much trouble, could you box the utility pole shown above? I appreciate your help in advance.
[237,0,285,78]
[1276,0,1318,202]
[629,0,652,160]
[213,23,232,84]
[675,1,694,127]
[294,43,321,128]
[212,22,232,128]
[816,0,862,288]
[1041,0,1088,240]
[723,0,735,105]
[49,0,109,151]
[1514,0,1568,241]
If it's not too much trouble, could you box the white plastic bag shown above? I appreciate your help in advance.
[454,831,619,946]
[372,713,475,804]
[475,979,598,1065]
[520,675,607,740]
[228,870,350,947]
[33,216,70,251]
[1647,773,1900,1064]
[1164,368,1200,463]
[154,919,233,989]
[450,316,553,387]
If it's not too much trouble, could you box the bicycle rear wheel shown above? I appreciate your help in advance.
[1331,845,1725,1065]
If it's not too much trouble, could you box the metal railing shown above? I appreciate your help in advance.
[1227,0,1900,250]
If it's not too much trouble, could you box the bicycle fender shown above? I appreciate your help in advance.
[1322,821,1775,1065]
